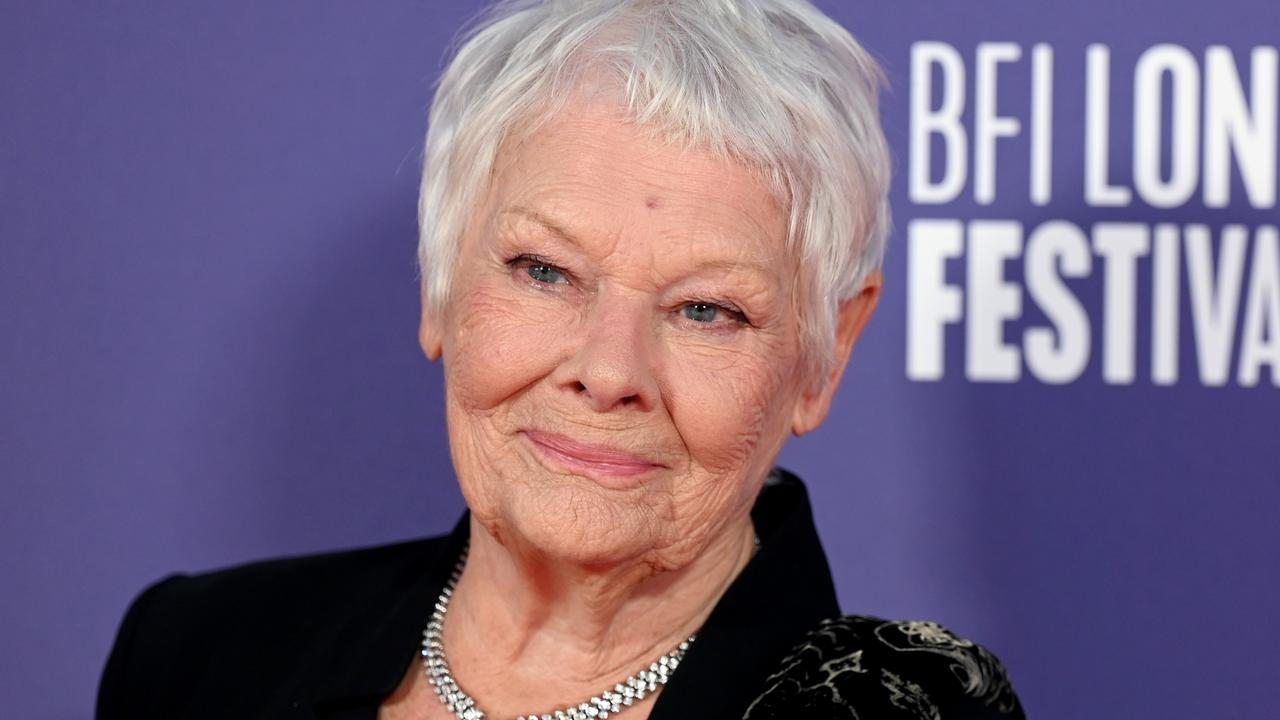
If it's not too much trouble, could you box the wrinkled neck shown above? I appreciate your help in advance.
[445,513,756,684]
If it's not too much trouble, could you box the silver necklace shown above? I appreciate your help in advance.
[420,547,696,720]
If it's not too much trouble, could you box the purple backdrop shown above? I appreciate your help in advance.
[3,2,1277,718]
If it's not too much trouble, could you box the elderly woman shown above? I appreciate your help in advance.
[99,1,1023,718]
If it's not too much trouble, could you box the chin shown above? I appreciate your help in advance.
[496,479,663,568]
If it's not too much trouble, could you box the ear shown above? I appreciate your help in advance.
[791,270,882,436]
[418,282,444,362]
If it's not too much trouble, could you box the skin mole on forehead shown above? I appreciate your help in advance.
[644,196,660,210]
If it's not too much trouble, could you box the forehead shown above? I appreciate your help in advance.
[484,106,791,272]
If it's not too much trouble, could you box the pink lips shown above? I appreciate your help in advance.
[523,430,663,488]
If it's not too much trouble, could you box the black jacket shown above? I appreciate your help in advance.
[98,470,1024,719]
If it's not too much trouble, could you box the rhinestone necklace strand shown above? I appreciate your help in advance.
[420,546,696,720]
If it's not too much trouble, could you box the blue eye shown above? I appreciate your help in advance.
[525,263,567,285]
[682,303,722,323]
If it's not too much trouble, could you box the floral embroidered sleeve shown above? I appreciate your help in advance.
[743,616,1026,719]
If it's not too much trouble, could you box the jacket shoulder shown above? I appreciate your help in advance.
[744,615,1025,720]
[97,535,451,718]
[156,534,448,605]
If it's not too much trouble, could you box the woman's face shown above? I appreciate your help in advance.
[424,105,859,570]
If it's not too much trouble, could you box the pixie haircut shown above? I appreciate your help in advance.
[419,0,889,378]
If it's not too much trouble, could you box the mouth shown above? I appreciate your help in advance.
[521,430,664,489]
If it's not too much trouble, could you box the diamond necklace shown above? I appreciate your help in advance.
[420,546,696,720]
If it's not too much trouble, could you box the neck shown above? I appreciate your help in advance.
[440,514,756,712]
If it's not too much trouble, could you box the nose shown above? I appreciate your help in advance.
[555,293,659,413]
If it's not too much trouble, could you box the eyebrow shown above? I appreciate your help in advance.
[499,206,582,247]
[497,205,780,280]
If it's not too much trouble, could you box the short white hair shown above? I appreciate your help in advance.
[419,0,890,378]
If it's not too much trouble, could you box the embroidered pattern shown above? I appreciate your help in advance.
[743,616,1024,720]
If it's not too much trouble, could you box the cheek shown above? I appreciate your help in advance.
[444,278,571,413]
[442,276,581,525]
[662,337,800,478]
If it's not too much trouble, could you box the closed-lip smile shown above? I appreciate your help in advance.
[522,430,664,488]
